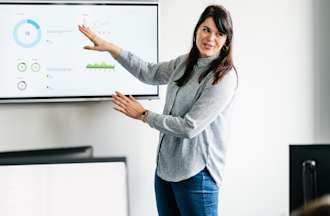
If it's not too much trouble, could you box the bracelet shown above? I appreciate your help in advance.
[141,110,149,122]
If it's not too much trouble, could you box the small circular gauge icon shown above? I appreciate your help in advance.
[17,62,27,72]
[17,80,27,91]
[31,63,41,72]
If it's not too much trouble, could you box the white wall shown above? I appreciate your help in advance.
[0,0,329,216]
[313,0,330,142]
[220,1,314,215]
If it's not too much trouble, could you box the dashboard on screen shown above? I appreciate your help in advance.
[0,2,159,102]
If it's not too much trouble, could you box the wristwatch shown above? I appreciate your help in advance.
[140,110,149,122]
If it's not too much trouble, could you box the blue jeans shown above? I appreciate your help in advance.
[155,168,219,216]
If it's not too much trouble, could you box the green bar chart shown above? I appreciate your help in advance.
[86,62,115,69]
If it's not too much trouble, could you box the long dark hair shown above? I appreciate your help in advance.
[175,5,237,86]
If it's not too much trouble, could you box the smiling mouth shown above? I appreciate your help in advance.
[203,43,213,49]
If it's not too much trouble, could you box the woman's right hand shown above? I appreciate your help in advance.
[78,25,121,58]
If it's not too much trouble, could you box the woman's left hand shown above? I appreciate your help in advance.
[112,91,146,120]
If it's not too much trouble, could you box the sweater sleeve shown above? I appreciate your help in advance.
[115,50,185,85]
[144,71,237,138]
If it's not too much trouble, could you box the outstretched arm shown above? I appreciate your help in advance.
[79,25,183,85]
[112,71,237,137]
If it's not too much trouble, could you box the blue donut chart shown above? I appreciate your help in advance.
[13,19,41,48]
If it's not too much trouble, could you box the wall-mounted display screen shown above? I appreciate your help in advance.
[0,2,158,102]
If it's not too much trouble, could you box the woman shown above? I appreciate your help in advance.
[79,4,237,216]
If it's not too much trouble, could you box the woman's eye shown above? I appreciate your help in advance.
[202,27,209,32]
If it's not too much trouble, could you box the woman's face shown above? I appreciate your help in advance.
[196,17,227,58]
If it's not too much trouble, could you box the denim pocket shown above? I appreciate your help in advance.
[202,168,218,190]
